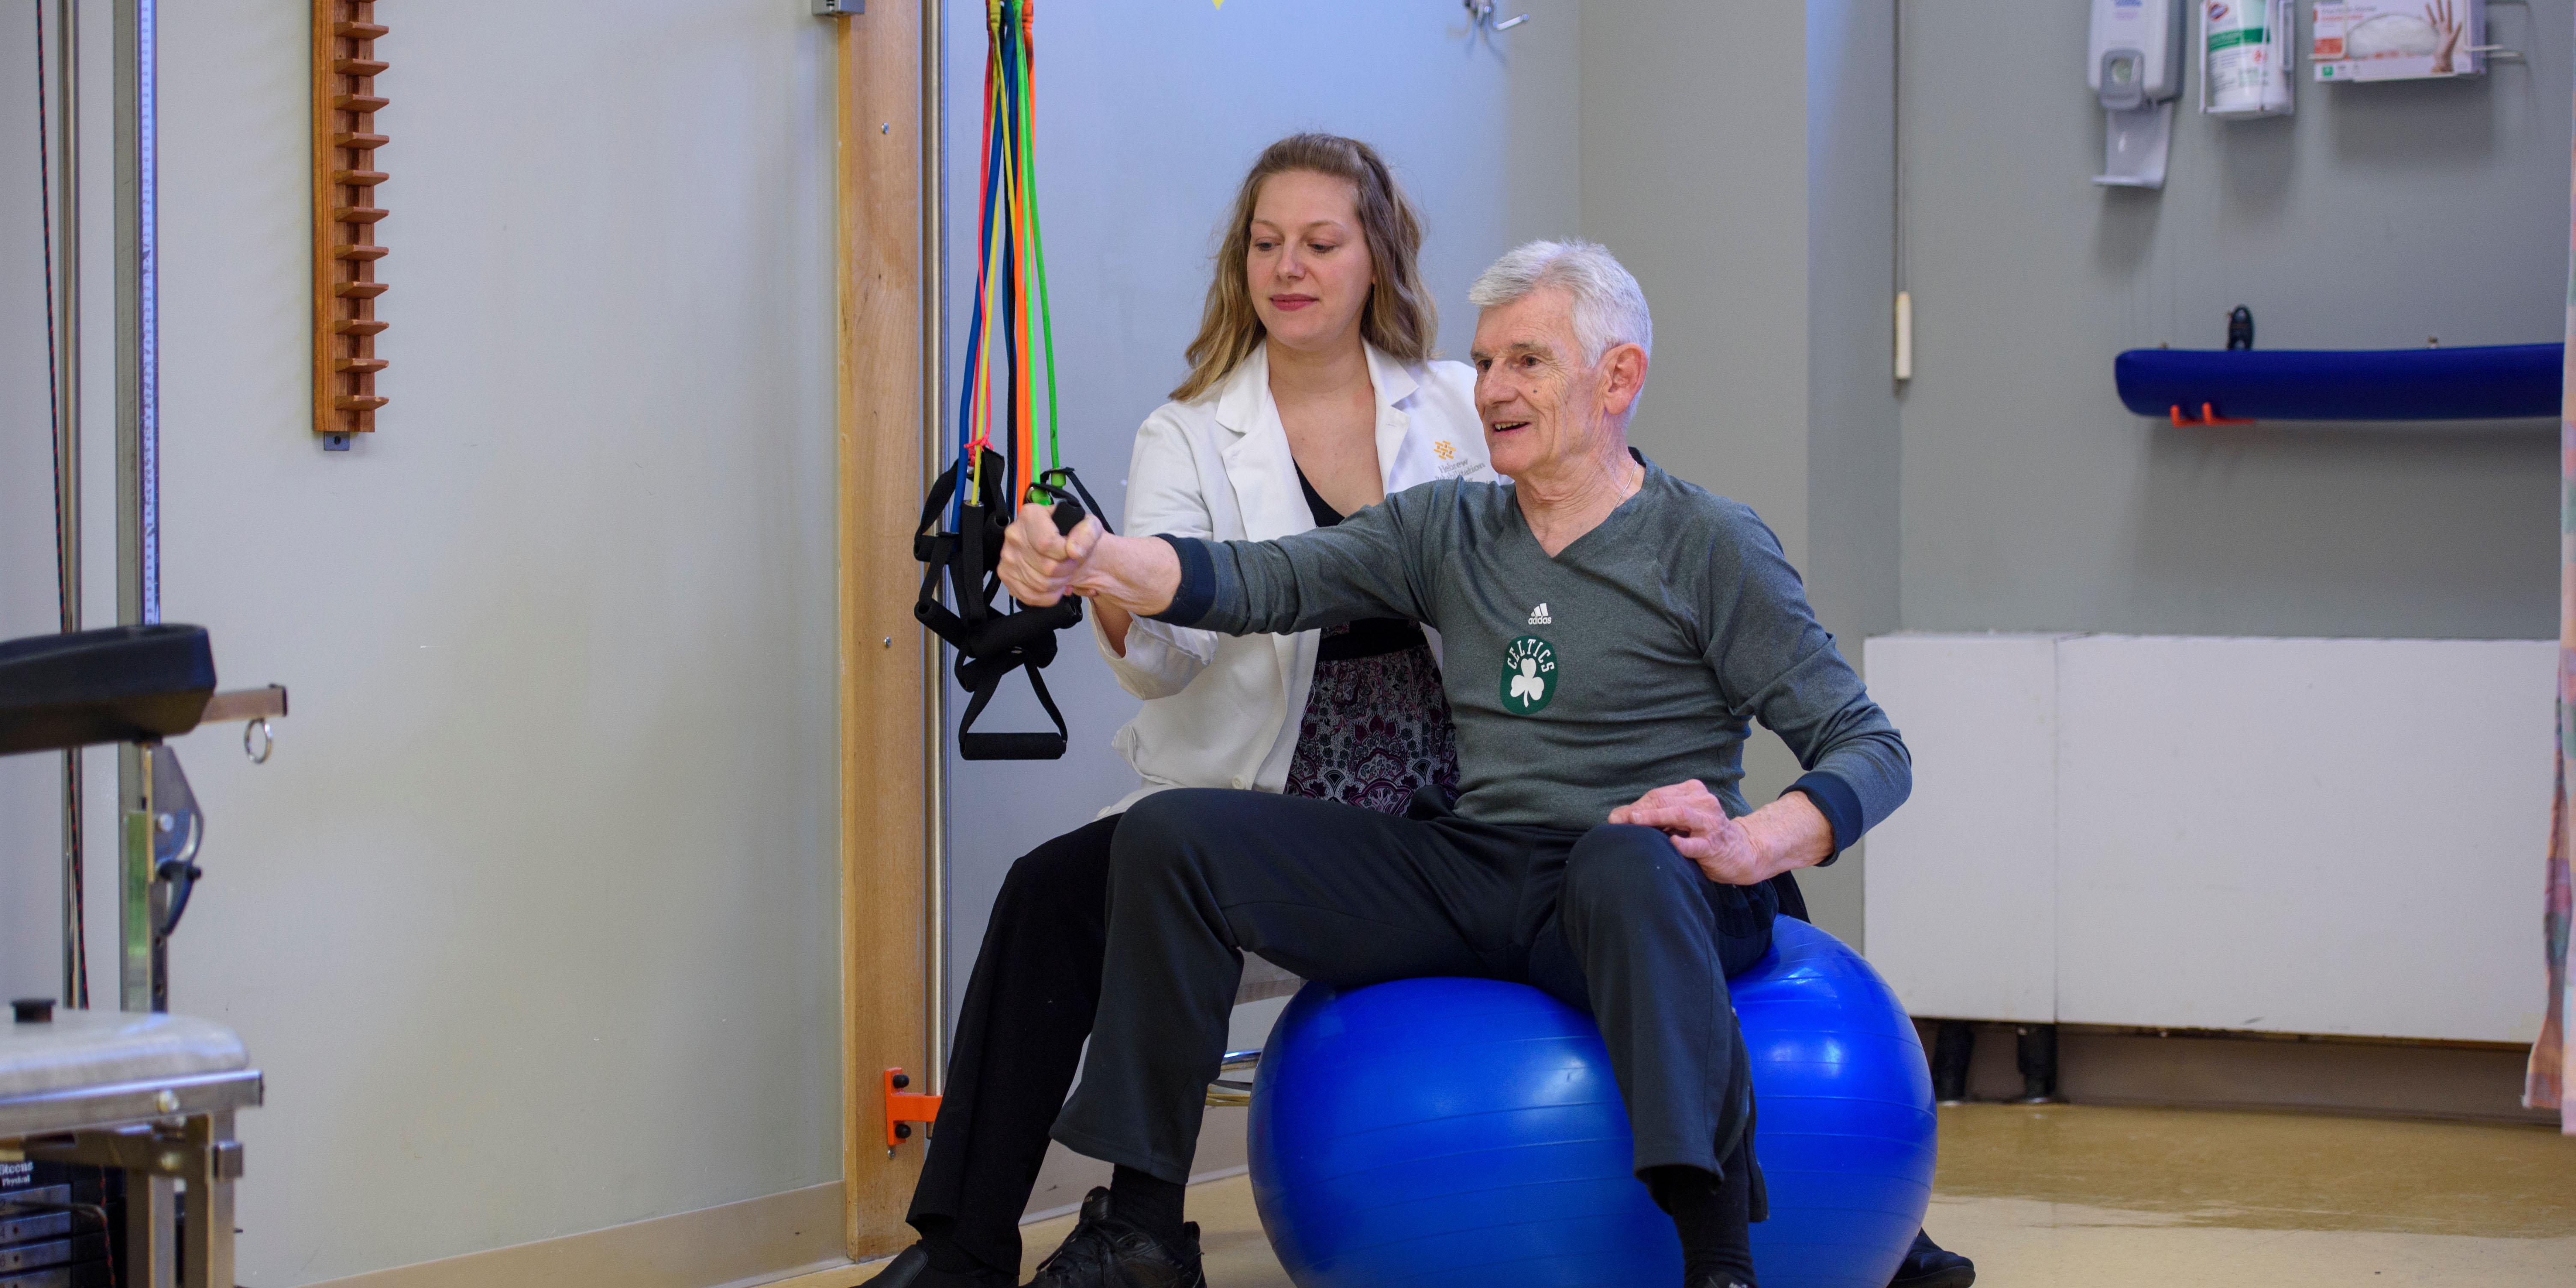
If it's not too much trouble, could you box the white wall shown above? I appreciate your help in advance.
[6,3,847,1283]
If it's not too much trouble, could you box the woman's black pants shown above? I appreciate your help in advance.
[904,815,1121,1274]
[903,809,1804,1276]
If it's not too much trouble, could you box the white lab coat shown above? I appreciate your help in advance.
[1092,341,1495,815]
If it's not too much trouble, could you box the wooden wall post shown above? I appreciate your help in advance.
[835,0,934,1264]
[311,0,388,447]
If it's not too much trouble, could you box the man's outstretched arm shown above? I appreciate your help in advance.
[1002,491,1430,633]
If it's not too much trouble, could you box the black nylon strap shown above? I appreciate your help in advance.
[914,449,1087,760]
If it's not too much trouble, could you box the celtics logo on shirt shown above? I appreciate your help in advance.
[1500,635,1557,715]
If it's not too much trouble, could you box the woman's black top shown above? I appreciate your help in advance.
[1295,466,1430,662]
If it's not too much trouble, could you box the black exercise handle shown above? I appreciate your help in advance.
[156,858,202,938]
[1031,467,1115,540]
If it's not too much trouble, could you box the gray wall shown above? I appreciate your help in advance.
[1577,0,2572,945]
[936,0,1586,1027]
[1896,0,2566,640]
[1801,0,1904,941]
[1582,2,1812,571]
[1580,0,1890,942]
[3,3,845,1283]
[1807,0,1902,656]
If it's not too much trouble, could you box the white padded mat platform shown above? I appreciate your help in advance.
[1863,632,2553,1044]
[0,1010,249,1100]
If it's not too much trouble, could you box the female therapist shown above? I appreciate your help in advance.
[865,133,1494,1288]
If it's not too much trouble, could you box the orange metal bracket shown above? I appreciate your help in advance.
[2170,402,2255,426]
[884,1067,942,1150]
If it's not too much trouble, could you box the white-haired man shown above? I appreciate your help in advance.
[997,241,1953,1288]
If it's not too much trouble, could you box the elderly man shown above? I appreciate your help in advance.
[997,242,1954,1288]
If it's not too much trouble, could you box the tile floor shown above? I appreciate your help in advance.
[1002,1103,2576,1286]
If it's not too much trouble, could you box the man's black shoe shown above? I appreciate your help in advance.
[1888,1228,1976,1288]
[1027,1187,1205,1288]
[858,1242,1015,1288]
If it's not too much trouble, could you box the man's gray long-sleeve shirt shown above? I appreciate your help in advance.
[1150,452,1910,846]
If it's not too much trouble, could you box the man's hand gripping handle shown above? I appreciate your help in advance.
[999,503,1182,617]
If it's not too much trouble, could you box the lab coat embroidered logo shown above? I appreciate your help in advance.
[1500,635,1557,714]
[1527,603,1552,625]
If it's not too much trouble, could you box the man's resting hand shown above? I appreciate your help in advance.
[997,502,1181,617]
[1608,779,1832,886]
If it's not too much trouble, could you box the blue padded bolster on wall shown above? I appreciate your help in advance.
[2114,343,2562,421]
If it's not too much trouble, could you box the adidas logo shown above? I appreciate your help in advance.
[1527,603,1553,626]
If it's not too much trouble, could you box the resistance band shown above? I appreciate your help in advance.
[914,0,1110,761]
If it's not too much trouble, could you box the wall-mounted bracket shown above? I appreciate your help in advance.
[814,0,863,15]
[882,1067,939,1151]
[2170,402,2255,426]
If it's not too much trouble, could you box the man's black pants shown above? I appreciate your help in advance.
[1053,788,1775,1192]
[909,796,1783,1273]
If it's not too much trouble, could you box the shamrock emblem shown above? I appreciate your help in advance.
[1509,658,1546,704]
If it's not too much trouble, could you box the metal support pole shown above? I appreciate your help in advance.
[119,745,171,1012]
[115,0,162,1014]
[182,1111,241,1288]
[126,1166,176,1288]
[113,0,154,632]
[2014,1023,2061,1103]
[1930,1019,1973,1103]
[921,0,948,1094]
[49,0,89,1010]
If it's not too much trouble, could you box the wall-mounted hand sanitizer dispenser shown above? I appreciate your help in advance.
[2204,0,2296,116]
[2090,0,2184,188]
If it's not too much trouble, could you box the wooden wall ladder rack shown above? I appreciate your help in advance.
[312,0,387,450]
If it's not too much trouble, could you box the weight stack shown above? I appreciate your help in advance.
[0,1160,121,1288]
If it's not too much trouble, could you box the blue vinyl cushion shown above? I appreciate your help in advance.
[2114,343,2561,421]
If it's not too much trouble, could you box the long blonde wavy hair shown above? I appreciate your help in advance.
[1170,134,1437,402]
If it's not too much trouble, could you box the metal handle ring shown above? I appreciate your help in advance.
[244,718,275,765]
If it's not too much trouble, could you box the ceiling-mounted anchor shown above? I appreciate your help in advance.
[1465,0,1529,34]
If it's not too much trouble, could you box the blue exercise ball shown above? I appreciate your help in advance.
[1246,917,1935,1288]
